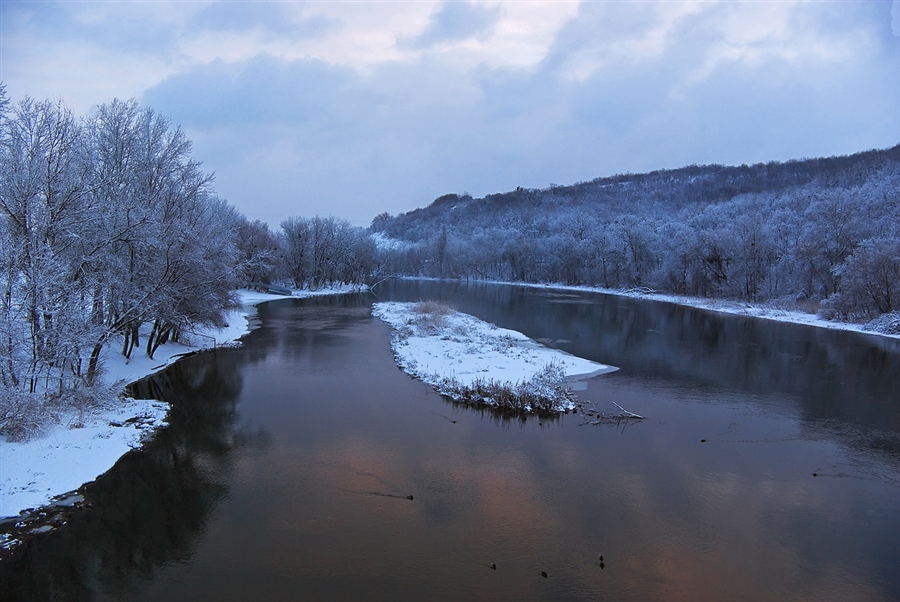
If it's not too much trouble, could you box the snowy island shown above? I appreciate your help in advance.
[373,301,617,414]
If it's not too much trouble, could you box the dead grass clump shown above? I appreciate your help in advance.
[0,382,122,442]
[411,300,457,333]
[431,360,574,415]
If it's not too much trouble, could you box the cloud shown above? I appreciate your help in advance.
[4,1,897,228]
[189,2,337,38]
[142,54,485,226]
[401,0,502,49]
[893,0,900,36]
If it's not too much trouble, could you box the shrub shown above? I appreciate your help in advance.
[864,312,900,335]
[430,360,574,415]
[0,382,122,442]
[0,390,57,442]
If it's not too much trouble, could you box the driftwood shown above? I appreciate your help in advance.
[577,400,644,426]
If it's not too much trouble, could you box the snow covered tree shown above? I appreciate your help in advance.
[0,96,95,394]
[0,92,245,405]
[236,217,282,284]
[81,99,240,365]
[821,237,900,320]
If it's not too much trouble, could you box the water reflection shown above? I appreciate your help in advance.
[1,282,898,601]
[379,280,900,459]
[0,349,268,600]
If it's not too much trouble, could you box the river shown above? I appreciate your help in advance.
[2,280,898,600]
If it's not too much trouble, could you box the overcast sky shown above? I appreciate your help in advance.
[2,1,898,227]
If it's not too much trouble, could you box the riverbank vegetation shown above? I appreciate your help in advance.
[429,362,575,416]
[0,86,374,439]
[370,146,900,332]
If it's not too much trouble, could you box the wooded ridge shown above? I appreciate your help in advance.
[370,145,900,326]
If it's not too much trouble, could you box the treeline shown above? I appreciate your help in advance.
[371,146,900,323]
[0,86,373,431]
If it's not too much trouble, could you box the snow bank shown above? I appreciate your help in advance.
[602,288,900,338]
[0,286,359,521]
[409,278,900,341]
[0,399,169,520]
[372,301,614,412]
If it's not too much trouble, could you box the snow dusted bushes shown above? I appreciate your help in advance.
[0,380,120,442]
[863,313,900,335]
[431,360,574,415]
[0,390,50,443]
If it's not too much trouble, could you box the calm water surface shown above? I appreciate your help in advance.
[2,280,899,600]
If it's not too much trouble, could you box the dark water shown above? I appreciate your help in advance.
[2,280,899,601]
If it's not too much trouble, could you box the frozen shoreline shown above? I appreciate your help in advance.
[373,301,615,413]
[0,286,360,523]
[402,277,900,341]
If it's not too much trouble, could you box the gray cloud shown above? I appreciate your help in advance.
[401,1,501,49]
[118,1,899,228]
[142,33,898,231]
[189,3,337,38]
[3,1,180,55]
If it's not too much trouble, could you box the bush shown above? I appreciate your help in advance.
[864,312,900,335]
[0,390,57,442]
[431,360,574,415]
[0,382,122,442]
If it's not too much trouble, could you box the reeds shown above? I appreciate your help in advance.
[428,360,575,416]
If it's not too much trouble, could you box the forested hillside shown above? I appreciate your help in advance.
[371,146,900,324]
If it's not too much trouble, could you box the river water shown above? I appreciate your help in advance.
[2,280,898,600]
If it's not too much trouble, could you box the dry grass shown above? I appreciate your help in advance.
[409,300,457,333]
[430,360,574,416]
[767,295,821,315]
[412,300,456,317]
[0,382,121,442]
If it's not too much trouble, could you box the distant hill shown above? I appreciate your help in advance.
[370,145,900,323]
[371,145,900,242]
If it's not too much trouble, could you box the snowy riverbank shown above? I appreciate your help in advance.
[373,301,615,413]
[0,286,360,523]
[557,285,900,339]
[403,278,900,340]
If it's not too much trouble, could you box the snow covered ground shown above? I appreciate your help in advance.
[373,301,615,412]
[0,286,360,522]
